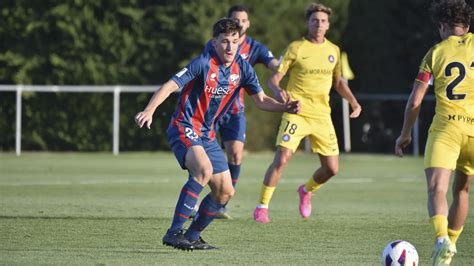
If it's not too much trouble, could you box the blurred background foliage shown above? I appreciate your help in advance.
[0,0,473,152]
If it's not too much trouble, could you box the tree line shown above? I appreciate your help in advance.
[0,0,472,152]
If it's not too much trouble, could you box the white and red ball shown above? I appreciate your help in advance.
[381,240,419,266]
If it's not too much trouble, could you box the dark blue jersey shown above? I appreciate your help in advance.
[204,36,275,114]
[170,46,262,141]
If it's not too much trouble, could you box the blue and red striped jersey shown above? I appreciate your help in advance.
[170,46,263,141]
[204,36,275,114]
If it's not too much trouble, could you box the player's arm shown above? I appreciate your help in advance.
[267,71,289,103]
[333,76,362,118]
[250,91,300,114]
[394,80,429,157]
[135,79,180,129]
[266,58,280,72]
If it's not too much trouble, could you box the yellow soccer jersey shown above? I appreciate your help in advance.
[277,37,341,119]
[417,32,474,136]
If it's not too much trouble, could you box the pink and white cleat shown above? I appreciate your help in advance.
[297,185,312,218]
[253,206,270,223]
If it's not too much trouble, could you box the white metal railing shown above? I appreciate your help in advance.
[341,93,435,156]
[0,85,159,156]
[1,85,434,156]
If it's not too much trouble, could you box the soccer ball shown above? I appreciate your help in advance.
[381,240,419,266]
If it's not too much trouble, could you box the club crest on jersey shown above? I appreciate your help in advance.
[209,73,217,81]
[230,74,240,85]
[282,134,290,142]
[240,53,249,60]
[328,55,335,63]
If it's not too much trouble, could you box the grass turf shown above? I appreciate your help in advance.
[0,152,472,265]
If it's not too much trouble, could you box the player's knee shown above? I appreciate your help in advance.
[193,167,213,183]
[216,187,234,203]
[227,151,243,165]
[455,183,471,195]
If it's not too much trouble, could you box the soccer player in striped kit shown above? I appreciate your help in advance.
[203,4,279,219]
[395,0,473,265]
[135,18,299,250]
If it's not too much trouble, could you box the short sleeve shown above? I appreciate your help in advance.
[332,46,342,79]
[241,63,263,95]
[171,57,203,88]
[254,42,275,66]
[416,49,434,84]
[277,42,298,75]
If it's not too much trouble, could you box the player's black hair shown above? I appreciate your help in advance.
[212,18,242,38]
[305,2,332,21]
[227,4,250,18]
[430,0,473,28]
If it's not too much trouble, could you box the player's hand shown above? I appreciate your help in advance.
[285,99,301,114]
[394,135,411,157]
[350,102,362,118]
[273,89,289,103]
[135,111,153,129]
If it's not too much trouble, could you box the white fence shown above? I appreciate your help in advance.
[0,85,159,156]
[1,85,432,156]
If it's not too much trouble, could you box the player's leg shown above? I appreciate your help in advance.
[184,140,233,249]
[447,136,474,246]
[215,113,246,219]
[448,171,473,244]
[297,154,339,218]
[253,147,294,223]
[424,129,460,265]
[224,140,244,186]
[254,114,305,223]
[297,118,339,218]
[163,145,213,250]
[426,167,458,265]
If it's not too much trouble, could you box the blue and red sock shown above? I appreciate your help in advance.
[185,193,224,241]
[228,163,241,188]
[169,177,203,233]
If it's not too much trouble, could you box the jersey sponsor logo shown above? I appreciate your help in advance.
[230,74,240,85]
[240,53,249,60]
[305,68,332,75]
[282,134,290,142]
[447,114,474,125]
[328,55,335,63]
[204,85,234,98]
[176,68,188,77]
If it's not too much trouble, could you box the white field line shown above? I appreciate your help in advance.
[0,176,422,186]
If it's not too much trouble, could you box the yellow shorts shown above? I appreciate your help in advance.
[424,127,474,175]
[275,113,339,156]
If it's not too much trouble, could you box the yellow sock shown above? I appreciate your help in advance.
[430,215,448,239]
[304,177,322,193]
[448,227,463,244]
[258,185,276,207]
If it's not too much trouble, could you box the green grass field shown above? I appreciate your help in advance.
[0,152,473,265]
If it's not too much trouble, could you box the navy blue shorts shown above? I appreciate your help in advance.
[215,112,246,143]
[167,125,229,174]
